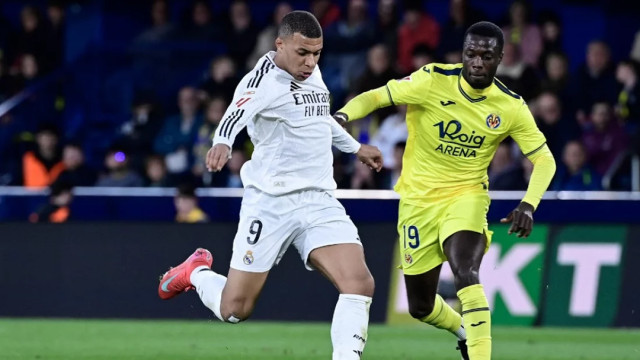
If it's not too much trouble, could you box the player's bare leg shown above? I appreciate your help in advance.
[309,243,374,360]
[191,266,269,323]
[444,231,491,360]
[405,265,468,359]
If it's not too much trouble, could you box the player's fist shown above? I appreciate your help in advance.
[206,143,231,172]
[500,201,535,238]
[333,112,348,128]
[356,144,383,172]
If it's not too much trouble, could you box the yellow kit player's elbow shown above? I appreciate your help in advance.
[522,145,556,210]
[338,86,392,121]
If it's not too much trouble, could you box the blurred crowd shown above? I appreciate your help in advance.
[1,0,640,196]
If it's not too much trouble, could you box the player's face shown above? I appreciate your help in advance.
[462,34,503,89]
[276,33,323,81]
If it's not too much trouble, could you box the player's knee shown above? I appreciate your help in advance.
[221,299,254,323]
[338,272,374,297]
[452,266,480,289]
[407,297,435,320]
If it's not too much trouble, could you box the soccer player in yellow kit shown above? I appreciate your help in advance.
[334,22,556,359]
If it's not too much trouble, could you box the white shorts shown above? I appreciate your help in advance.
[229,187,362,272]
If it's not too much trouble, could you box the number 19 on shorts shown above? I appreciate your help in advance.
[403,225,420,249]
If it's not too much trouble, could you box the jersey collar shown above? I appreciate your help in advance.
[458,73,492,103]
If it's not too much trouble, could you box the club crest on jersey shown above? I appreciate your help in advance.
[243,250,254,265]
[486,113,501,129]
[404,253,413,264]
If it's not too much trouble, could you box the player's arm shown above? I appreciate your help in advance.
[329,119,383,172]
[207,76,269,172]
[501,101,557,237]
[334,65,434,125]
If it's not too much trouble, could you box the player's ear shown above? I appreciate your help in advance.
[498,51,504,63]
[275,37,284,51]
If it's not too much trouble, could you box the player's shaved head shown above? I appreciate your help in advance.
[464,21,504,53]
[278,10,322,39]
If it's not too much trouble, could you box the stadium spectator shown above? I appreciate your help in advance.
[192,96,227,184]
[540,52,571,102]
[387,140,405,189]
[615,60,640,128]
[225,149,245,188]
[178,0,220,42]
[573,40,618,121]
[396,1,440,73]
[134,0,176,44]
[224,0,259,72]
[374,0,400,61]
[95,147,144,187]
[114,93,164,173]
[198,55,237,102]
[439,0,483,63]
[9,5,51,74]
[246,2,292,69]
[409,43,436,73]
[369,105,408,175]
[552,140,602,191]
[534,91,579,158]
[174,182,209,223]
[310,0,341,29]
[489,142,526,190]
[56,143,97,187]
[631,29,640,63]
[351,160,376,189]
[496,41,539,101]
[22,123,64,188]
[153,86,203,182]
[581,102,629,176]
[502,0,542,67]
[45,0,65,69]
[537,10,563,68]
[323,0,376,93]
[29,179,73,223]
[144,154,171,187]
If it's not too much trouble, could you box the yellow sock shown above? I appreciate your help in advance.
[458,284,491,360]
[419,294,464,338]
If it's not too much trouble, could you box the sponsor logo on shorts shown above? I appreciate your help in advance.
[243,250,254,265]
[486,113,501,129]
[404,253,413,264]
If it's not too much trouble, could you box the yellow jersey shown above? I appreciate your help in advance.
[382,63,546,200]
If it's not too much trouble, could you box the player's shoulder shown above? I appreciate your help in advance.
[238,54,279,92]
[492,77,524,106]
[422,63,463,77]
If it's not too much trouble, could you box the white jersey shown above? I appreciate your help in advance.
[213,52,361,196]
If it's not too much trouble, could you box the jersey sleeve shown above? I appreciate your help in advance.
[510,100,547,157]
[213,68,274,148]
[385,64,435,105]
[330,118,361,153]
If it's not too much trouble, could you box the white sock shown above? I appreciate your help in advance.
[455,319,467,340]
[331,294,372,360]
[190,266,226,321]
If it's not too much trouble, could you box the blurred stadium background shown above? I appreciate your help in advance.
[0,0,639,359]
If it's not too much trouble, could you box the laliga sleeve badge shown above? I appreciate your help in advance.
[243,250,254,265]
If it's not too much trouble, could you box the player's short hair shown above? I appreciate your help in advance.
[464,21,504,53]
[278,10,322,39]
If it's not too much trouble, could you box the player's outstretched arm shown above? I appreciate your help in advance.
[500,145,556,238]
[206,143,231,172]
[335,85,393,123]
[356,144,383,172]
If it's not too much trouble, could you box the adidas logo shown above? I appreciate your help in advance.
[290,81,301,92]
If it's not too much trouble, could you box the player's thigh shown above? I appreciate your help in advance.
[308,243,373,296]
[404,265,442,317]
[439,188,493,257]
[397,199,446,275]
[230,188,298,273]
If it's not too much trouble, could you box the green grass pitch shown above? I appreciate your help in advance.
[1,318,639,359]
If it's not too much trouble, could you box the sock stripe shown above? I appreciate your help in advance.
[461,307,490,315]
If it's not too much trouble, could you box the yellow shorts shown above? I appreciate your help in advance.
[397,183,493,275]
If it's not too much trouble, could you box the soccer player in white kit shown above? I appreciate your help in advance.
[158,11,383,360]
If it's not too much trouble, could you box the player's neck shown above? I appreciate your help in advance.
[459,73,493,96]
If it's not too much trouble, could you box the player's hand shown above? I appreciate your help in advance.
[500,201,535,238]
[356,144,383,172]
[333,112,348,128]
[206,143,231,172]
